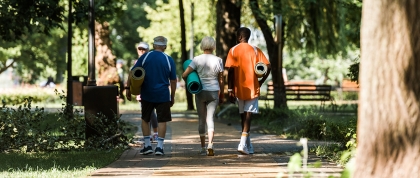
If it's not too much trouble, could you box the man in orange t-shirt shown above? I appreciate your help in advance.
[225,27,271,155]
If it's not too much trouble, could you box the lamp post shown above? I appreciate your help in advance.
[83,0,118,139]
[66,0,73,105]
[87,0,96,86]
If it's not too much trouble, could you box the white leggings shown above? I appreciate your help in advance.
[195,90,219,136]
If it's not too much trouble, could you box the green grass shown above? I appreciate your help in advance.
[1,87,357,176]
[0,149,123,178]
[0,108,137,178]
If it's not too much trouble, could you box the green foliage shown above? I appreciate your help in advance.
[0,90,130,153]
[0,0,65,41]
[310,132,356,173]
[282,0,362,58]
[0,0,126,83]
[72,0,125,24]
[220,104,357,149]
[109,0,155,65]
[71,27,89,76]
[288,153,303,174]
[284,50,359,85]
[254,106,357,145]
[138,0,216,77]
[347,57,360,83]
[0,88,59,105]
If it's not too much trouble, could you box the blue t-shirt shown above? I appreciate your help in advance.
[131,51,177,103]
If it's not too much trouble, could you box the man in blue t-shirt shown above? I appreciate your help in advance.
[126,36,177,155]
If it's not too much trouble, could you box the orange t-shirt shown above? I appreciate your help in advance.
[225,43,270,100]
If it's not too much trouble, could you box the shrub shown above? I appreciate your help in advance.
[255,106,357,144]
[0,90,130,153]
[0,88,59,105]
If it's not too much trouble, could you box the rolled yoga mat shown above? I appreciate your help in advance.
[183,59,202,94]
[254,62,268,78]
[130,67,145,95]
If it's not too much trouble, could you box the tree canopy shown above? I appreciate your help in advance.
[0,0,126,83]
[0,0,362,88]
[0,0,65,42]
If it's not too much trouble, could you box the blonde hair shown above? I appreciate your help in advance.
[200,36,216,51]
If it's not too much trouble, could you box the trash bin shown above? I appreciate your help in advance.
[83,85,119,139]
[72,76,88,106]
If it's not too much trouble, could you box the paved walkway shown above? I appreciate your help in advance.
[89,110,343,178]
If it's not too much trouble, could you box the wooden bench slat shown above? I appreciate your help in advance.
[261,82,334,102]
[261,81,336,111]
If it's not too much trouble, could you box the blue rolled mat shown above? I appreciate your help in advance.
[183,59,202,94]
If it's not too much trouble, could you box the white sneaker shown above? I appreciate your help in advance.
[248,145,254,154]
[199,147,207,156]
[237,144,249,155]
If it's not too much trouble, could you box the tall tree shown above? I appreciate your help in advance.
[247,0,361,108]
[354,0,420,177]
[215,0,241,62]
[109,0,154,65]
[0,28,68,84]
[94,21,119,85]
[215,0,241,103]
[179,0,194,110]
[0,0,126,85]
[249,0,287,108]
[0,0,64,42]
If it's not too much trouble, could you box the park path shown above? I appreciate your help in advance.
[89,110,343,178]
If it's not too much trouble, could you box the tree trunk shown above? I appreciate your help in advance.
[215,0,241,61]
[249,0,287,108]
[179,0,194,110]
[94,21,119,86]
[215,0,241,102]
[354,0,420,177]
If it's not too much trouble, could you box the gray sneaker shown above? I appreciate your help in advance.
[248,145,254,154]
[199,147,207,156]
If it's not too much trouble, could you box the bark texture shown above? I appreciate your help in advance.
[215,0,241,61]
[249,0,287,108]
[215,0,241,102]
[95,21,119,86]
[355,0,420,177]
[179,0,194,110]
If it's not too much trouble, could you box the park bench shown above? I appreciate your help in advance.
[341,79,359,92]
[337,79,359,101]
[261,81,336,111]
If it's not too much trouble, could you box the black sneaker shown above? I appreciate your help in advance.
[155,147,164,155]
[140,146,153,155]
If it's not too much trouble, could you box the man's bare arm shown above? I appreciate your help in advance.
[227,67,236,103]
[170,79,177,107]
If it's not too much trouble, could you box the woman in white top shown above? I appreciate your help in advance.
[182,36,224,156]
